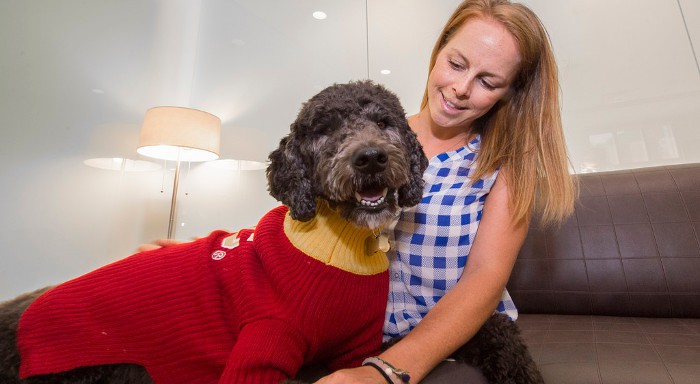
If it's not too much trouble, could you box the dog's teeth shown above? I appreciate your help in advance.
[356,188,388,207]
[358,195,386,207]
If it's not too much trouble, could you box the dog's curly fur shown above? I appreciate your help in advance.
[451,314,544,383]
[286,314,544,384]
[380,314,544,384]
[0,81,542,384]
[267,80,426,229]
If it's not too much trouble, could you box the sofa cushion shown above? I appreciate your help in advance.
[507,164,700,317]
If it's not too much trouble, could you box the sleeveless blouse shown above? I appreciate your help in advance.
[384,135,517,339]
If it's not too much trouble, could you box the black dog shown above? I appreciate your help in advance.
[0,81,541,384]
[267,80,426,228]
[0,80,425,383]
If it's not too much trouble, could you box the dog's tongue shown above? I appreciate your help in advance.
[355,187,388,203]
[359,192,384,202]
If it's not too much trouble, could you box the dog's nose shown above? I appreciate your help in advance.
[352,147,387,174]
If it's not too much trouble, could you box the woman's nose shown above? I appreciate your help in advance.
[452,77,472,98]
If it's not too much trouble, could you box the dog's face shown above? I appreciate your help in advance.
[267,81,428,230]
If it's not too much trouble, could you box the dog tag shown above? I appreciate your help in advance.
[365,233,391,255]
[377,234,391,252]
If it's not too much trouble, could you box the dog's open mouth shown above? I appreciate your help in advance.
[354,186,389,209]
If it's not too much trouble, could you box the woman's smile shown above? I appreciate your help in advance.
[440,91,468,113]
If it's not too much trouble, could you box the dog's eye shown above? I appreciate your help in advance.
[376,121,386,129]
[315,114,341,133]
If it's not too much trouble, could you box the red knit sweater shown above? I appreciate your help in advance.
[18,206,388,383]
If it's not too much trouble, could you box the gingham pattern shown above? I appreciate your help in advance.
[384,135,518,339]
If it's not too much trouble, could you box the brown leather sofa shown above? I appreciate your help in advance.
[507,163,700,384]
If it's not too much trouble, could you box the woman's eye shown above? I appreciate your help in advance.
[480,79,496,90]
[448,60,464,70]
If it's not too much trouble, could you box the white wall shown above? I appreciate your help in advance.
[0,142,279,300]
[1,0,699,300]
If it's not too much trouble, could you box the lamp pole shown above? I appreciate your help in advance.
[167,150,182,239]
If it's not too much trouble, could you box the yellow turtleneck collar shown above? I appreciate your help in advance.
[283,201,389,275]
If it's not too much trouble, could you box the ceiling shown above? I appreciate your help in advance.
[1,0,699,173]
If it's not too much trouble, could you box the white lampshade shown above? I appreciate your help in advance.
[137,106,221,162]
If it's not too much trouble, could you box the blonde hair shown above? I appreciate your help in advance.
[421,0,577,227]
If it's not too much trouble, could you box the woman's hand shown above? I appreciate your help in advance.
[314,366,386,384]
[136,239,182,252]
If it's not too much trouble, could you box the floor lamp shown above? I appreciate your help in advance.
[137,106,221,239]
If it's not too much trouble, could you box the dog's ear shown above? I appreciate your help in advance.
[398,126,429,208]
[266,131,317,221]
[367,81,428,208]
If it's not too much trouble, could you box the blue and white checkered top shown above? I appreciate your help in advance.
[383,135,518,339]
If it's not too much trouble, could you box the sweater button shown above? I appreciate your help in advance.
[212,250,227,260]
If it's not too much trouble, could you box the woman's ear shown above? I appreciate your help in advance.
[266,133,317,221]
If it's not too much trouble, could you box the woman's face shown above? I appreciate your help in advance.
[427,17,522,130]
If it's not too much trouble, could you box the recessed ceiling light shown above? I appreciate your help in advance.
[312,11,327,20]
[380,69,391,75]
[231,39,245,46]
[91,88,105,94]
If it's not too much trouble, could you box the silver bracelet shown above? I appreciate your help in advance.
[362,356,411,384]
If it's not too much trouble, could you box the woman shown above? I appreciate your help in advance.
[143,1,574,382]
[317,0,576,383]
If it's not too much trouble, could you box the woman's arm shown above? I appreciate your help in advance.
[318,171,528,383]
[379,170,528,381]
[136,239,183,252]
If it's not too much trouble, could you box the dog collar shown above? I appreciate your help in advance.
[283,202,389,275]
